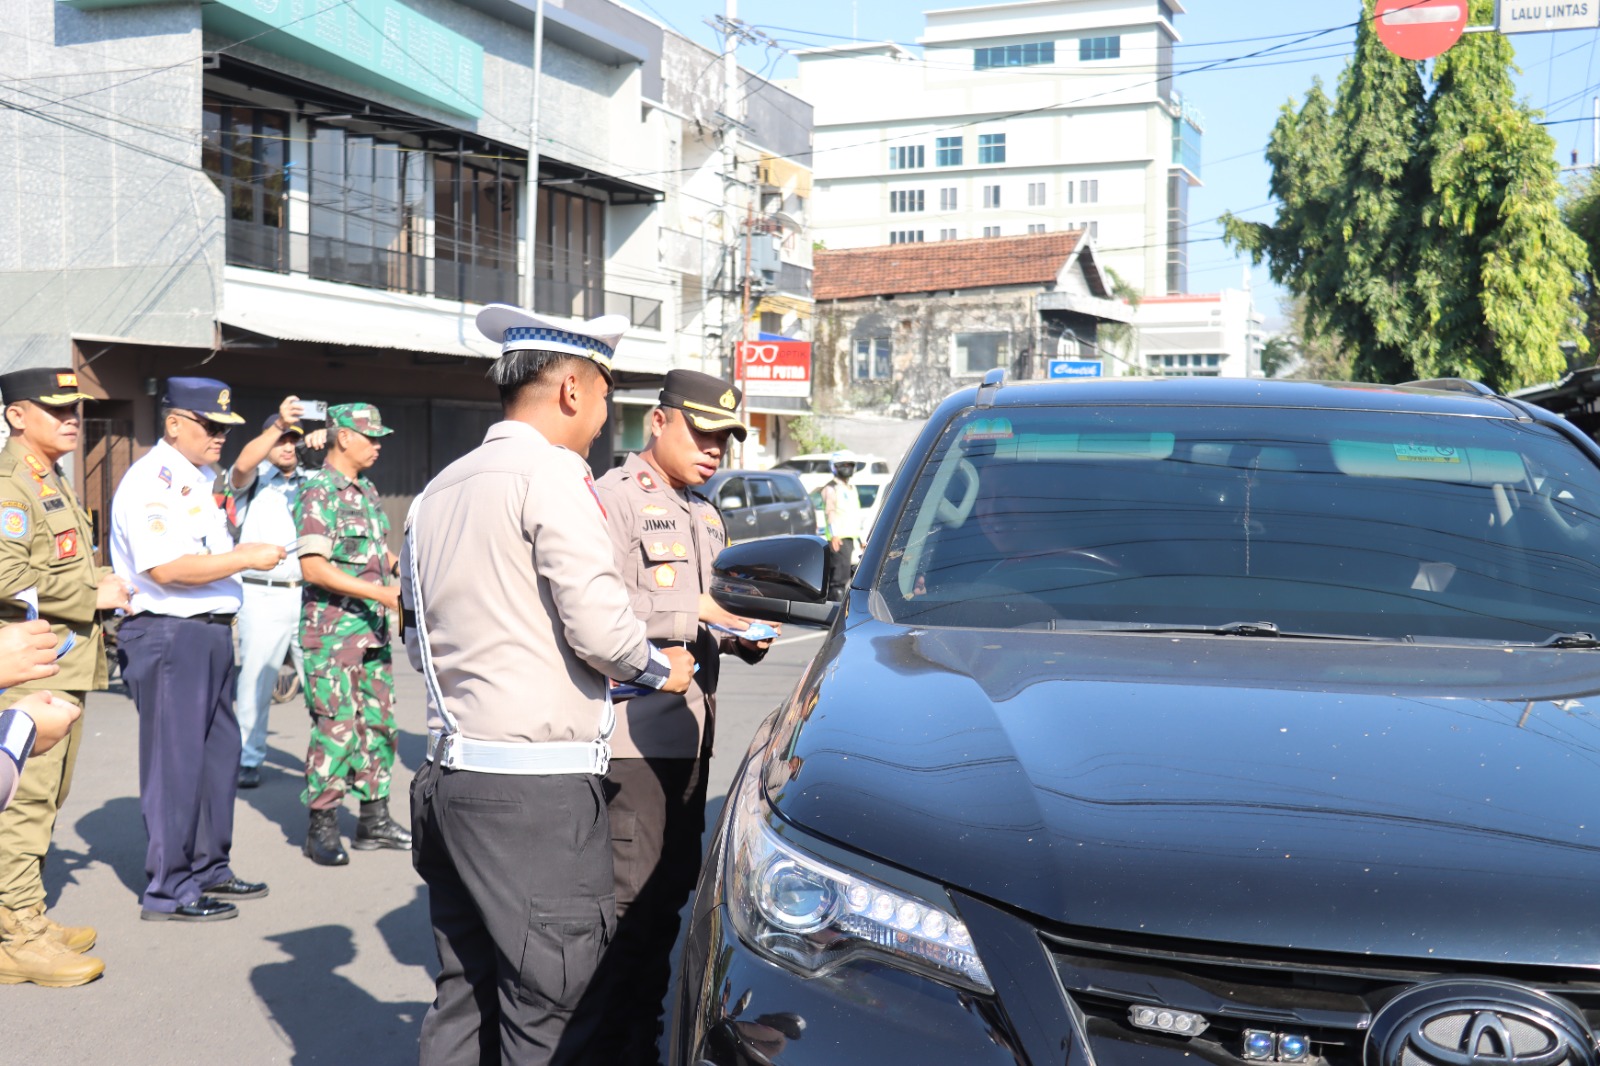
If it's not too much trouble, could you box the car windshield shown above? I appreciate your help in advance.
[877,404,1600,642]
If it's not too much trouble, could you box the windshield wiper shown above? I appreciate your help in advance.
[1537,632,1600,649]
[1081,621,1389,642]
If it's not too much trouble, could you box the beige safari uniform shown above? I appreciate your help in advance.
[401,420,656,744]
[594,453,760,760]
[0,436,110,910]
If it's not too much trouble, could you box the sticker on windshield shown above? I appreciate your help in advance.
[964,418,1014,441]
[1393,443,1461,464]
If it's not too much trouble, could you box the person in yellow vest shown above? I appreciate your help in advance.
[0,368,131,987]
[819,450,864,601]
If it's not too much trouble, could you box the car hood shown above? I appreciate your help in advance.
[766,619,1600,965]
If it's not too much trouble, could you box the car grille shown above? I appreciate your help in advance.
[1043,926,1600,1066]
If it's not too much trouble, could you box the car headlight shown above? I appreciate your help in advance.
[723,752,993,994]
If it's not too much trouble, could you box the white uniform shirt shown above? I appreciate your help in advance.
[111,438,242,617]
[236,462,303,583]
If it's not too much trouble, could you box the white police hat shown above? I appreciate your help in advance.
[476,304,628,382]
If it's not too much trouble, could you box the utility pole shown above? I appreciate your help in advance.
[520,0,546,313]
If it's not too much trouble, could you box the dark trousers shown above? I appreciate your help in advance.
[577,756,708,1066]
[412,760,616,1066]
[825,538,857,601]
[118,614,240,912]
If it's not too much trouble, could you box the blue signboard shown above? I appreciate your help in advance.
[1049,360,1103,379]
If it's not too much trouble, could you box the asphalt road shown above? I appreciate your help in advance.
[6,630,825,1065]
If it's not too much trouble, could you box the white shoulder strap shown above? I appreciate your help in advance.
[404,494,461,739]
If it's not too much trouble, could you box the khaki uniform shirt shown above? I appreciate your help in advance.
[400,421,653,746]
[0,438,108,692]
[595,453,761,760]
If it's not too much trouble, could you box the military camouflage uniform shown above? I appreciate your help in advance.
[293,465,395,810]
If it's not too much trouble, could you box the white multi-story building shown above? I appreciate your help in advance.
[1134,291,1266,378]
[794,0,1200,298]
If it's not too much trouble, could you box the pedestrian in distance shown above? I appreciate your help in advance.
[583,368,779,1065]
[402,304,695,1066]
[110,377,284,923]
[226,400,323,790]
[294,402,409,866]
[820,450,864,601]
[0,368,129,984]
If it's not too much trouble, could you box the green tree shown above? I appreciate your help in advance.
[1561,165,1600,358]
[1224,0,1585,390]
[1098,268,1144,376]
[1259,335,1296,378]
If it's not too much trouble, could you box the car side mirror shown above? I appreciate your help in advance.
[711,535,838,627]
[719,494,745,510]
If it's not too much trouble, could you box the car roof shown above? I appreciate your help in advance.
[972,377,1526,418]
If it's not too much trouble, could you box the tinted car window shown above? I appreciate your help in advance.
[856,484,881,508]
[871,461,890,474]
[716,477,747,509]
[774,476,808,503]
[880,405,1600,642]
[748,478,777,506]
[776,459,831,474]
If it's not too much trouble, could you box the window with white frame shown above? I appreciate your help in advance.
[1079,179,1099,204]
[1027,224,1046,234]
[954,332,1009,376]
[935,137,963,166]
[939,228,959,241]
[1089,221,1099,239]
[983,185,1001,209]
[890,190,925,213]
[982,225,1001,238]
[888,145,925,170]
[978,133,1007,164]
[939,187,958,210]
[854,337,892,380]
[889,230,925,244]
[1080,35,1121,61]
[1027,182,1046,206]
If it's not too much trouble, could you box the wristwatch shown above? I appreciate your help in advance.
[0,707,36,774]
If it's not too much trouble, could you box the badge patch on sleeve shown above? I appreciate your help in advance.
[583,475,607,518]
[654,564,677,588]
[0,505,27,539]
[54,530,77,559]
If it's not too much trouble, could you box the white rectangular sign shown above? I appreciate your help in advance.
[1498,1,1600,34]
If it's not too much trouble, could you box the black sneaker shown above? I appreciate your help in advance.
[236,766,262,789]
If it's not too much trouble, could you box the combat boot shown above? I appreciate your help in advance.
[0,904,95,954]
[353,797,413,851]
[302,808,349,866]
[0,915,104,987]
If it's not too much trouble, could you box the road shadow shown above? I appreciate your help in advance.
[252,924,427,1064]
[59,795,146,902]
[377,882,437,976]
[234,742,326,848]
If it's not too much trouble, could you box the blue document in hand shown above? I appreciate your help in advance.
[708,622,779,641]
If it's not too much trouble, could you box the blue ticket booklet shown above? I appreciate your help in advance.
[708,621,779,641]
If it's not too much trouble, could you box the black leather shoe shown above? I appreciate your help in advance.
[201,877,269,900]
[139,896,238,922]
[353,798,413,851]
[236,766,261,789]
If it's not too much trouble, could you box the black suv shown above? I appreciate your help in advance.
[675,374,1600,1066]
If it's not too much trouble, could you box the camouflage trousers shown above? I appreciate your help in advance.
[301,643,396,810]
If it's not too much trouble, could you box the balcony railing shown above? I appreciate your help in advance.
[227,220,660,326]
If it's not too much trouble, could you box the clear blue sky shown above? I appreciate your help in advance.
[636,0,1600,328]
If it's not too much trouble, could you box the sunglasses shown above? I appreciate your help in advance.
[172,411,233,437]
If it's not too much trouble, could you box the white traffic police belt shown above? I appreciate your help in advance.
[407,498,613,777]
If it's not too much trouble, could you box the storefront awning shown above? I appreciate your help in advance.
[220,267,670,374]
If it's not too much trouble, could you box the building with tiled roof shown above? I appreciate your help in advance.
[811,231,1131,417]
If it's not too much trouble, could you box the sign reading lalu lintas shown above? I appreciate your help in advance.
[1498,2,1600,34]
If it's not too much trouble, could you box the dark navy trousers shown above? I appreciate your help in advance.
[118,613,241,912]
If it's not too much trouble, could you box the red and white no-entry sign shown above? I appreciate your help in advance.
[1374,0,1468,61]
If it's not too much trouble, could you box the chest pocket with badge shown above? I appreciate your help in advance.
[41,504,83,568]
[640,538,693,598]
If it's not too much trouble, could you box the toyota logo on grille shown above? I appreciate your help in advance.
[1367,981,1597,1066]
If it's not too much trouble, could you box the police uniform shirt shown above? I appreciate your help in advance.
[111,438,242,616]
[235,462,303,583]
[401,420,655,746]
[594,452,738,760]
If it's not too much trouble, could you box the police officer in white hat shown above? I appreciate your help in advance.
[403,305,694,1065]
